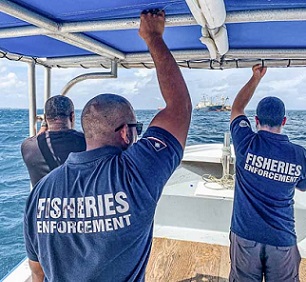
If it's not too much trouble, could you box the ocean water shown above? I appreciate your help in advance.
[1,109,306,279]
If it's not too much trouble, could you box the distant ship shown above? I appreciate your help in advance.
[194,96,231,112]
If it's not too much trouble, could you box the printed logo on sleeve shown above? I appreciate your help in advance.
[239,120,250,128]
[146,137,167,152]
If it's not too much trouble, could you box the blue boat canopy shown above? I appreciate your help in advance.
[1,0,306,69]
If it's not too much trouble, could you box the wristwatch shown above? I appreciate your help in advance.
[41,121,47,127]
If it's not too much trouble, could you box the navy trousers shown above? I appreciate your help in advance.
[229,232,301,282]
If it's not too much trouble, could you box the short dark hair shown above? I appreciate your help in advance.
[45,95,74,119]
[81,94,135,141]
[256,96,285,127]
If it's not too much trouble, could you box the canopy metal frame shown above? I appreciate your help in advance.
[26,60,118,136]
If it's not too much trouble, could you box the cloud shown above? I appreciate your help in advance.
[0,66,7,73]
[0,68,27,108]
[0,72,18,88]
[1,60,306,110]
[134,69,154,78]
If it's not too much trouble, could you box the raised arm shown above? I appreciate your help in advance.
[36,120,48,135]
[230,64,267,122]
[139,10,192,148]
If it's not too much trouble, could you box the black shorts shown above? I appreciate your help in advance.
[229,231,301,282]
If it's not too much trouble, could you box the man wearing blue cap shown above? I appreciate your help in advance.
[229,64,306,281]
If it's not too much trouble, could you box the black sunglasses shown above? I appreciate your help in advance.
[115,122,143,136]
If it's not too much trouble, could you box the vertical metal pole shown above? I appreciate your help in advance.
[44,67,51,102]
[28,61,36,136]
[111,60,118,77]
[222,132,231,177]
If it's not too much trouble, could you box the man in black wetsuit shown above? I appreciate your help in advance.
[21,95,86,186]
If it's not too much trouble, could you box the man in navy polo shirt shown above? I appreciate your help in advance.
[229,64,306,281]
[24,10,192,282]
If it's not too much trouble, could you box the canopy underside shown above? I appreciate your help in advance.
[1,0,306,69]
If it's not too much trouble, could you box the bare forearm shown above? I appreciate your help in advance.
[32,273,44,282]
[146,36,190,110]
[235,76,260,110]
[147,37,191,146]
[37,126,47,135]
[231,65,267,122]
[231,76,260,121]
[29,260,44,282]
[139,11,191,147]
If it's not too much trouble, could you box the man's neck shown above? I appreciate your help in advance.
[48,123,71,131]
[85,139,129,152]
[257,125,282,134]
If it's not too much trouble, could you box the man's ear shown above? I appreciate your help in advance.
[119,124,130,145]
[70,112,75,122]
[70,112,75,129]
[281,116,287,126]
[255,116,260,126]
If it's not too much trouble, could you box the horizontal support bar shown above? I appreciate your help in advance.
[1,8,306,38]
[3,48,306,70]
[38,49,306,66]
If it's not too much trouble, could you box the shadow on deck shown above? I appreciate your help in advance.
[146,238,306,282]
[146,238,230,282]
[178,274,229,282]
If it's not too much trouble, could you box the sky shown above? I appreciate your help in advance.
[1,59,306,110]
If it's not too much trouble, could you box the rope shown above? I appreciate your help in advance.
[222,145,231,155]
[202,173,235,190]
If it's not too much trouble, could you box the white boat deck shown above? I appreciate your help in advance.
[3,144,306,281]
[156,145,306,256]
[183,144,235,164]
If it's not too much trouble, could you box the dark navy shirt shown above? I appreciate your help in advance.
[230,115,306,247]
[24,126,183,282]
